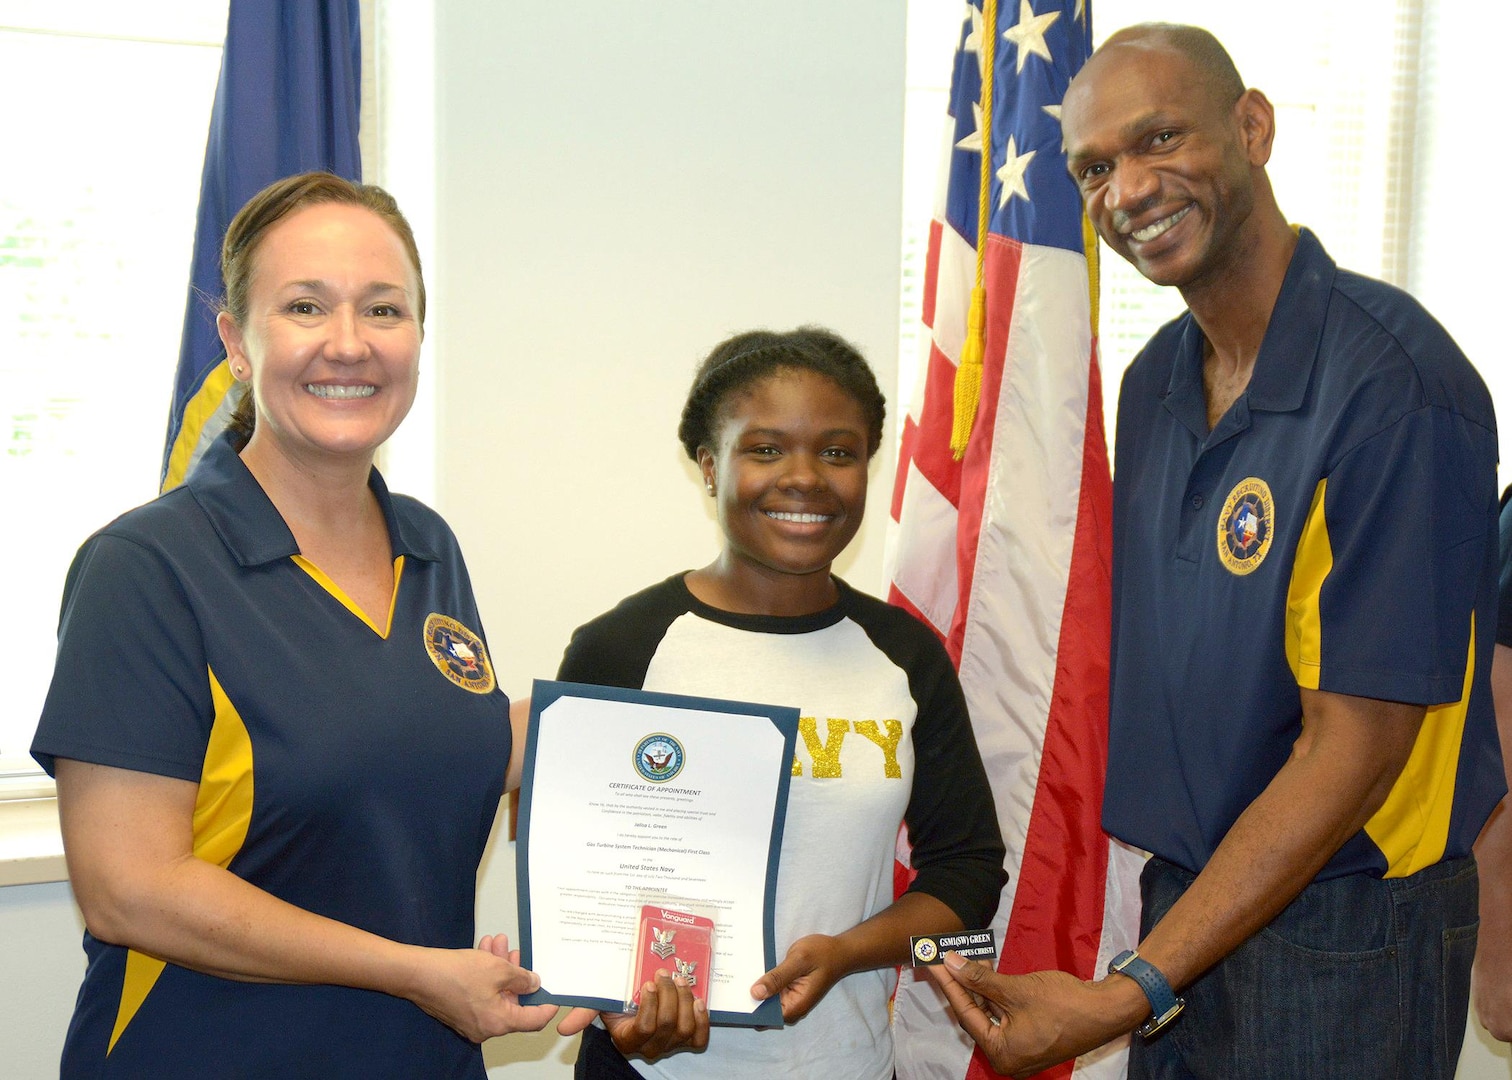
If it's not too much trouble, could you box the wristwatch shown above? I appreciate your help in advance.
[1107,949,1184,1038]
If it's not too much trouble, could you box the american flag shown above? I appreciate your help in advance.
[886,3,1142,1078]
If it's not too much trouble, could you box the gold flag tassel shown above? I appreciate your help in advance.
[950,286,987,456]
[950,0,998,460]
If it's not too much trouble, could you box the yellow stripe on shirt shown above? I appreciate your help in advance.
[1284,479,1331,690]
[108,667,255,1053]
[1364,618,1474,878]
[1283,476,1474,878]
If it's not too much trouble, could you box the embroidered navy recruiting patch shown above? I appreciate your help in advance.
[633,733,686,783]
[1216,477,1275,576]
[423,612,497,694]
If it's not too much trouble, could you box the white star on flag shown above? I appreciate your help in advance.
[1003,0,1060,73]
[956,102,985,154]
[962,5,986,77]
[996,134,1036,207]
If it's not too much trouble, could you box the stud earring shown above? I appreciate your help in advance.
[705,481,715,496]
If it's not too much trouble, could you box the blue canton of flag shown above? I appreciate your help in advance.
[160,0,362,492]
[944,0,1091,256]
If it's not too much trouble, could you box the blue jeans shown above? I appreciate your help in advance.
[1128,855,1479,1080]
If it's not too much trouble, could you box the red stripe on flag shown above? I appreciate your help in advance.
[893,856,920,901]
[904,341,968,514]
[1004,345,1113,975]
[947,235,1024,663]
[921,218,944,330]
[893,211,952,526]
[887,583,948,649]
[898,217,962,519]
[892,416,920,523]
[966,350,1114,1080]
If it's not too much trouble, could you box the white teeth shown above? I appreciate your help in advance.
[1131,205,1192,243]
[305,384,376,399]
[767,511,833,523]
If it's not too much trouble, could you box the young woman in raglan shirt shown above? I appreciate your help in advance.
[552,327,1006,1079]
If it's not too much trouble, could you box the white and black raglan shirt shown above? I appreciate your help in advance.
[559,574,1005,1080]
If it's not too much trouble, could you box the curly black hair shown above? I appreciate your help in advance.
[677,326,886,461]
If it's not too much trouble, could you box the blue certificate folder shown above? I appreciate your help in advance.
[517,679,797,1027]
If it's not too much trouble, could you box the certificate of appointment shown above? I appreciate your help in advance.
[517,679,797,1026]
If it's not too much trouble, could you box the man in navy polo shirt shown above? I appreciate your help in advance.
[927,23,1504,1078]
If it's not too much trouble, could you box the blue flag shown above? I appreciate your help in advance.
[161,0,362,491]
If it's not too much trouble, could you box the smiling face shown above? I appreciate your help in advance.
[218,202,422,473]
[1062,35,1270,292]
[697,368,870,610]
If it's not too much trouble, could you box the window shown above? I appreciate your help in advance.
[0,2,227,780]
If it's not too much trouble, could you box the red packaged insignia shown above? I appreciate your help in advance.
[627,904,715,1011]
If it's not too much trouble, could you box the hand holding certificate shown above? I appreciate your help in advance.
[517,679,798,1027]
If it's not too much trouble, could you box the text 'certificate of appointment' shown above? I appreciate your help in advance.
[517,679,797,1026]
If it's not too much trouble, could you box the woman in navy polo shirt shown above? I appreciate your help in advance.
[32,173,555,1077]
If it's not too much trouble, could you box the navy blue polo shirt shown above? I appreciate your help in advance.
[33,432,508,1078]
[1104,229,1504,881]
[1498,488,1512,648]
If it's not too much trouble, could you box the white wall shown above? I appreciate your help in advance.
[430,0,908,693]
[0,881,83,1078]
